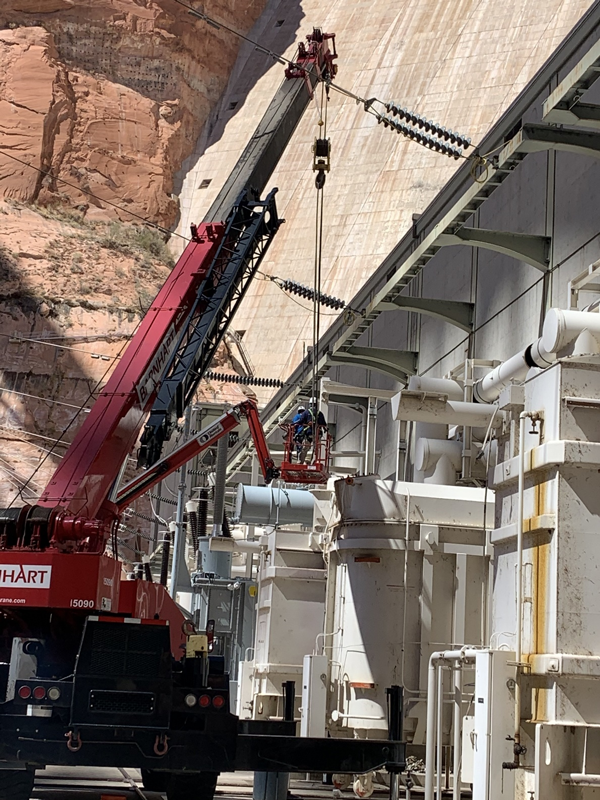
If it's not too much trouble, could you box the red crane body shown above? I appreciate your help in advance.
[37,225,224,541]
[0,31,410,797]
[0,27,336,629]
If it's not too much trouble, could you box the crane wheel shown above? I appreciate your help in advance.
[0,769,35,800]
[141,769,170,792]
[166,771,219,800]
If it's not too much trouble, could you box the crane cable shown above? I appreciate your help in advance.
[312,79,329,410]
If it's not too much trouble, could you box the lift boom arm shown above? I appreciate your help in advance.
[114,399,278,511]
[0,28,336,554]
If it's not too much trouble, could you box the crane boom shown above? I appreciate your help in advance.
[35,224,224,522]
[0,28,336,556]
[141,29,338,466]
[115,400,278,511]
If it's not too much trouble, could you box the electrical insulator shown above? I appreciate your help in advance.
[281,278,346,311]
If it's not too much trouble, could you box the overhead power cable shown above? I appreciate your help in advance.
[5,331,122,360]
[0,151,191,242]
[4,323,138,509]
[178,0,474,161]
[0,386,93,411]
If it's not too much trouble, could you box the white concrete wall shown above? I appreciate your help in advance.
[174,0,593,408]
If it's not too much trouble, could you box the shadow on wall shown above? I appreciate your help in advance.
[171,0,305,201]
[0,245,97,506]
[0,226,154,514]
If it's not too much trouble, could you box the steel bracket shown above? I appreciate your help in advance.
[514,122,600,161]
[327,346,417,382]
[436,227,550,272]
[379,295,474,330]
[543,37,600,129]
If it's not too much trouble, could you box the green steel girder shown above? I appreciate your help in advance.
[436,227,550,272]
[543,37,600,130]
[516,122,600,160]
[327,346,417,382]
[378,296,474,331]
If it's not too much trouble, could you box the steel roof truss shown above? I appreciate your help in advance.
[436,227,550,272]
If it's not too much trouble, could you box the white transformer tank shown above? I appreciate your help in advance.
[325,476,493,740]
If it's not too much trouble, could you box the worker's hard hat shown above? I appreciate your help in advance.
[298,405,306,412]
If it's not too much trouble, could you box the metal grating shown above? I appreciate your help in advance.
[90,626,163,677]
[89,690,155,715]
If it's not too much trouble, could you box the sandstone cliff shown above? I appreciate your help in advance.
[0,0,268,226]
[0,0,269,510]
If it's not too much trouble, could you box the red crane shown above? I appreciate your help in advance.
[0,30,344,800]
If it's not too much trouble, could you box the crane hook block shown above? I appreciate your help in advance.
[313,138,331,173]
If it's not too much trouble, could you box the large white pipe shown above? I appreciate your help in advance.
[392,392,504,428]
[474,308,600,403]
[408,378,462,483]
[234,484,315,527]
[424,649,478,800]
[409,376,464,400]
[415,438,462,485]
[452,665,462,800]
[209,536,263,554]
[541,307,600,353]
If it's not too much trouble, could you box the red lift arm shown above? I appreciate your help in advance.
[0,27,336,594]
[114,400,279,511]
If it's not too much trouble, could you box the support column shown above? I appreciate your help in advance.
[253,683,295,800]
[199,433,231,578]
[170,406,191,598]
[364,396,378,475]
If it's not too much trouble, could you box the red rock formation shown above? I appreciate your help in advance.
[0,0,268,227]
[0,1,269,506]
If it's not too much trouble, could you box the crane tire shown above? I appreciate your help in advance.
[0,769,35,800]
[166,771,219,800]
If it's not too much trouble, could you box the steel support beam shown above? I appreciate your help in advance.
[543,37,600,129]
[321,379,397,404]
[436,227,550,272]
[327,346,418,383]
[378,296,474,330]
[516,122,600,160]
[545,101,600,129]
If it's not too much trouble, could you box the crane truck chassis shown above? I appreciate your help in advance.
[0,27,405,800]
[0,402,405,799]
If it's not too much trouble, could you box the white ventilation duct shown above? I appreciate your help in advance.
[415,438,462,485]
[391,392,503,427]
[408,375,464,399]
[407,376,463,482]
[473,308,600,404]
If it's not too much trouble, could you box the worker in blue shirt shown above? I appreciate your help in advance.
[291,405,306,461]
[297,405,327,464]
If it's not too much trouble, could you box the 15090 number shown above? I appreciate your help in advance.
[70,599,95,608]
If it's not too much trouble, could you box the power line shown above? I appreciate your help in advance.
[0,150,191,242]
[178,0,475,160]
[4,331,122,360]
[5,325,138,508]
[0,386,93,410]
[0,424,69,449]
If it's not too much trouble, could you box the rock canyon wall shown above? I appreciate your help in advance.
[0,0,268,508]
[0,0,596,516]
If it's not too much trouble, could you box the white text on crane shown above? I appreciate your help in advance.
[0,565,52,588]
[136,324,178,405]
